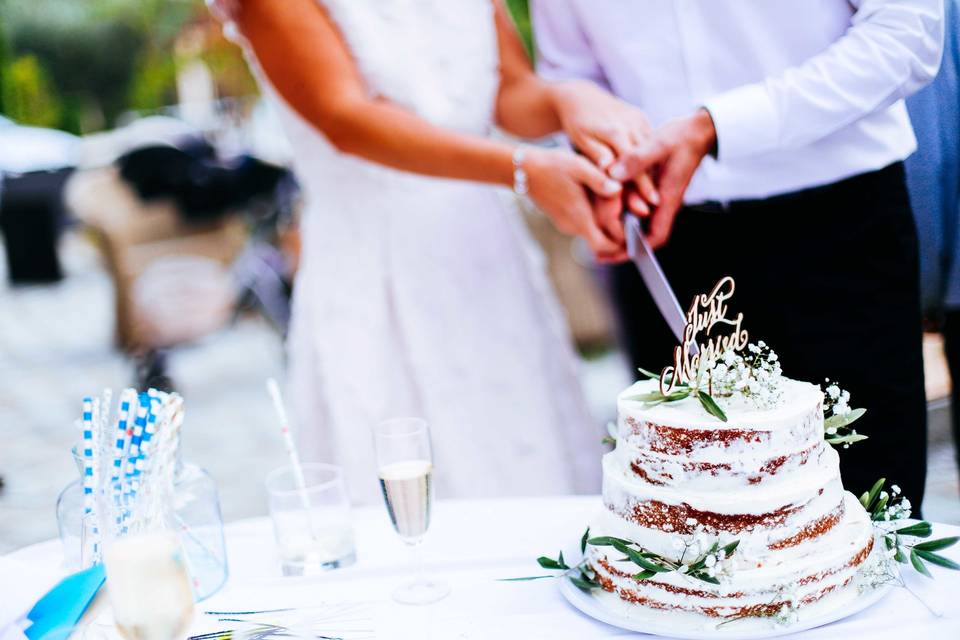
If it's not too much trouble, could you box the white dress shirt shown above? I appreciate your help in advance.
[532,0,944,203]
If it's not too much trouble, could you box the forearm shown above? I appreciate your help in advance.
[496,74,562,139]
[324,98,516,186]
[235,0,516,188]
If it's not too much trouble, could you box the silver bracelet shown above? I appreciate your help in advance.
[512,147,529,196]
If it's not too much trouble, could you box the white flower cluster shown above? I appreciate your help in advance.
[676,527,736,581]
[874,485,912,522]
[772,584,800,625]
[823,379,852,420]
[708,341,785,410]
[858,554,900,593]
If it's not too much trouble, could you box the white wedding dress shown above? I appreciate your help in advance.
[212,0,602,503]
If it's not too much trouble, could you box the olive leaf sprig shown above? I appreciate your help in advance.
[588,535,740,585]
[626,367,728,422]
[822,380,868,448]
[501,528,741,591]
[498,527,600,591]
[861,478,960,577]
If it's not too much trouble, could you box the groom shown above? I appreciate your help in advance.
[531,0,944,507]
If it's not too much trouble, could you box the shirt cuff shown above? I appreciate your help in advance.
[702,83,780,161]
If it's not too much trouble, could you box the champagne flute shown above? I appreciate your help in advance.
[103,531,195,640]
[374,417,450,605]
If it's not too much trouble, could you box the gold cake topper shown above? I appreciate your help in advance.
[659,277,749,395]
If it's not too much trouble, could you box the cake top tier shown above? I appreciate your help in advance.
[618,377,823,430]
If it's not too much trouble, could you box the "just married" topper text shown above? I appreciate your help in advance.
[659,277,749,395]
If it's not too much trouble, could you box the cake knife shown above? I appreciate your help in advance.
[624,215,693,351]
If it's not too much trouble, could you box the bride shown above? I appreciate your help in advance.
[211,0,653,502]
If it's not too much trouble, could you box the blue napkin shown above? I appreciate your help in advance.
[23,565,105,640]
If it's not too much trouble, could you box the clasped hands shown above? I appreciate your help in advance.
[537,80,717,263]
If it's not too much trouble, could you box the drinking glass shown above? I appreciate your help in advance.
[265,463,357,575]
[102,531,195,640]
[56,480,84,570]
[373,417,449,605]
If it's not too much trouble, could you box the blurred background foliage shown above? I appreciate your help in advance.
[506,0,533,59]
[0,0,254,134]
[0,0,533,135]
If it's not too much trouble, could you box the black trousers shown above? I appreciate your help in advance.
[609,162,928,509]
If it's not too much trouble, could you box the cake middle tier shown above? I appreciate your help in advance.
[601,447,848,557]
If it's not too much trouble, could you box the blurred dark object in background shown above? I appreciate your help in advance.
[0,168,73,284]
[117,139,288,222]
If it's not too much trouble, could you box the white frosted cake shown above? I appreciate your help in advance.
[586,376,876,619]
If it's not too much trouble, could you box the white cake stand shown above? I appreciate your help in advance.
[559,568,894,639]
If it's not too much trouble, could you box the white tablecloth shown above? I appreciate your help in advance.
[6,496,960,639]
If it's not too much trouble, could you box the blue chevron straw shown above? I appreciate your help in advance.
[109,389,136,535]
[80,397,101,562]
[121,403,149,529]
[80,398,95,517]
[136,391,160,477]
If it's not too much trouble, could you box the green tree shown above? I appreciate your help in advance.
[505,0,533,60]
[1,54,60,128]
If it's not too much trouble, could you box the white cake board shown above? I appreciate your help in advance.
[559,569,894,639]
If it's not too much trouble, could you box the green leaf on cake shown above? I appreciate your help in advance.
[633,569,658,581]
[581,527,590,554]
[826,433,869,446]
[569,574,599,591]
[721,540,740,557]
[637,367,664,380]
[914,550,960,571]
[624,391,668,403]
[587,536,634,547]
[872,494,890,519]
[612,541,672,573]
[912,537,959,553]
[896,521,933,538]
[624,390,691,405]
[860,478,886,510]
[910,549,933,578]
[698,392,728,422]
[497,575,556,581]
[537,554,569,571]
[823,408,866,430]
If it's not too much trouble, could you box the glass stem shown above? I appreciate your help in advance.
[409,538,425,584]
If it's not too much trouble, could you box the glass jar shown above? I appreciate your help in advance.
[56,458,228,601]
[171,461,228,600]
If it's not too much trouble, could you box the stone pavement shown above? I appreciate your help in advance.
[1,233,958,554]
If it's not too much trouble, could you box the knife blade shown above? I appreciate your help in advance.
[624,215,693,350]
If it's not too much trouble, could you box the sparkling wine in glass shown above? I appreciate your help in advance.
[374,417,449,605]
[103,532,195,640]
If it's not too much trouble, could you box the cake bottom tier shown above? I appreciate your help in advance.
[588,492,877,620]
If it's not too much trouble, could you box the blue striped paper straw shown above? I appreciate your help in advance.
[81,398,95,516]
[122,403,148,526]
[136,389,164,476]
[81,397,101,563]
[110,389,136,535]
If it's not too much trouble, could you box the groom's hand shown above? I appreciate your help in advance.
[608,108,717,249]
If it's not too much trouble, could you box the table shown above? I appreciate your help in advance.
[6,496,960,639]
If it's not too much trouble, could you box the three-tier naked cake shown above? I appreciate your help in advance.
[585,278,877,620]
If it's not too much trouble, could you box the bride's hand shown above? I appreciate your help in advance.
[552,80,661,219]
[523,147,628,262]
